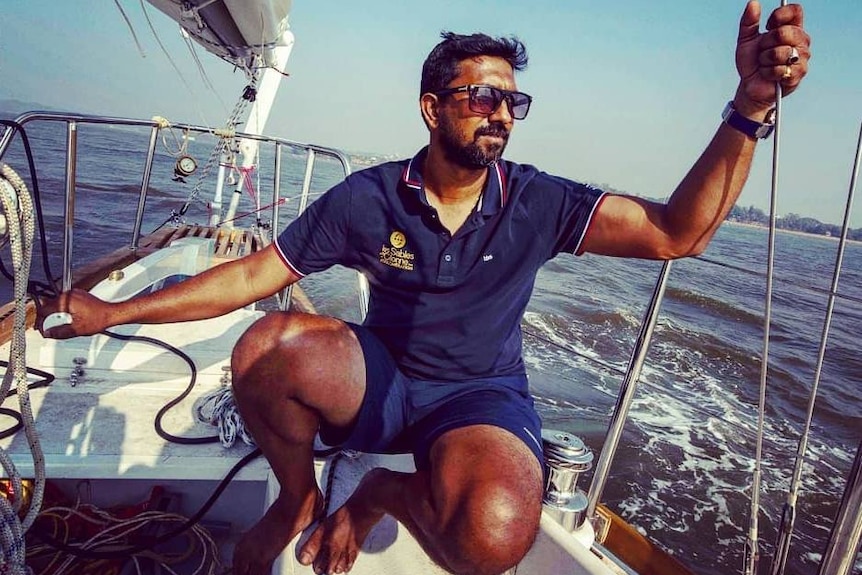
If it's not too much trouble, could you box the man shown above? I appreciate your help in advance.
[41,2,809,574]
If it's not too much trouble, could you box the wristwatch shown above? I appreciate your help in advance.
[721,101,776,139]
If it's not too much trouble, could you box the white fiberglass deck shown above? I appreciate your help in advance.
[2,311,618,575]
[2,310,267,481]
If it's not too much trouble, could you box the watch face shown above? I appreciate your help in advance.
[755,124,775,139]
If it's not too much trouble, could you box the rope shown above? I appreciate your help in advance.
[30,449,262,561]
[28,504,222,575]
[0,494,26,574]
[195,385,256,448]
[218,197,287,227]
[0,162,45,574]
[322,452,345,518]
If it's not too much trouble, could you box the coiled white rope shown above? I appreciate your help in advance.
[195,385,255,448]
[0,162,45,574]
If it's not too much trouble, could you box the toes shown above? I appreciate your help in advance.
[338,549,357,573]
[299,524,324,566]
[312,548,334,575]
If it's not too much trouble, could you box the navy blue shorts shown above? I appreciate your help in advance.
[320,323,544,470]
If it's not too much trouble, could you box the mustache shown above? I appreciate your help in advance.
[474,123,510,140]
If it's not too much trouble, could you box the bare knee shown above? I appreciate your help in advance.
[230,312,365,425]
[442,482,541,575]
[231,311,313,389]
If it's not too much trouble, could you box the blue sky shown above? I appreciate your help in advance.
[3,1,861,226]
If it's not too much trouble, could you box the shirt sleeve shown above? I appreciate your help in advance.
[542,174,606,255]
[274,179,353,277]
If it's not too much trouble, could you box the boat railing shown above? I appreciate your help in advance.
[584,260,673,522]
[0,110,367,312]
[574,121,862,574]
[818,439,862,575]
[3,111,859,572]
[560,244,860,571]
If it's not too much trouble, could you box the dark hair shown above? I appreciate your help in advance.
[420,31,528,95]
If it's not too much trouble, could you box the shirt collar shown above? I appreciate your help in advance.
[400,146,508,215]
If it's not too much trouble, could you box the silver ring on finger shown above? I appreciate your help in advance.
[786,46,800,65]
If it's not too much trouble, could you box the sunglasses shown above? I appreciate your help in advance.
[434,84,533,120]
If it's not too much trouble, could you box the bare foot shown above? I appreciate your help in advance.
[298,468,390,574]
[232,489,324,575]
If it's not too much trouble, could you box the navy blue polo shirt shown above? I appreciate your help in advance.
[274,147,605,382]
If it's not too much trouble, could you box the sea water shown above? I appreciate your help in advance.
[1,114,860,574]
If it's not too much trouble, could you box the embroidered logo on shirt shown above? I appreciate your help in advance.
[483,254,494,262]
[379,230,415,271]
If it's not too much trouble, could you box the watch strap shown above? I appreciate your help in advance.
[721,101,776,139]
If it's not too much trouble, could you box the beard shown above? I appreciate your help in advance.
[438,115,510,169]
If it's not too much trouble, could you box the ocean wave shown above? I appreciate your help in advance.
[664,286,762,326]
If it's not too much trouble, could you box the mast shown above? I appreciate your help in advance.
[219,31,295,228]
[141,0,295,228]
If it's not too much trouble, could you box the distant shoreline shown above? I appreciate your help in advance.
[724,220,861,244]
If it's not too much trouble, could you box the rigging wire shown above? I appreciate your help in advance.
[768,121,862,575]
[150,80,259,233]
[745,3,789,572]
[111,0,146,58]
[136,0,217,130]
[182,27,220,95]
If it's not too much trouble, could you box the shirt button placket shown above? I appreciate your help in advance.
[437,251,455,286]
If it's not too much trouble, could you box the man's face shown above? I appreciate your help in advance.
[434,56,517,169]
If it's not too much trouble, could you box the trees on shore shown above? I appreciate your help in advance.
[727,205,862,240]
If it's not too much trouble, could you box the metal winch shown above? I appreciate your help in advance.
[541,429,594,532]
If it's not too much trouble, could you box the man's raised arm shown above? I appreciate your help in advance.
[582,1,810,259]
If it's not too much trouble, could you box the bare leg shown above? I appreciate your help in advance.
[300,424,544,575]
[229,312,367,575]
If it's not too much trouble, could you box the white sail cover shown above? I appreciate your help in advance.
[145,0,292,70]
